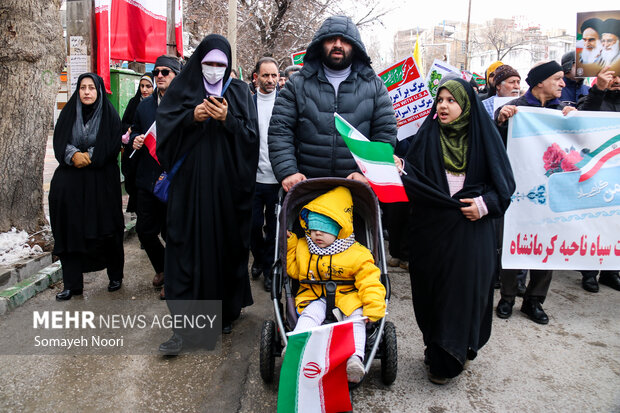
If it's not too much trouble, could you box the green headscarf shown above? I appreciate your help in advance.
[437,80,471,174]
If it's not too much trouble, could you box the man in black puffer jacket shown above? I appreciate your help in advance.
[268,15,397,191]
[576,66,620,293]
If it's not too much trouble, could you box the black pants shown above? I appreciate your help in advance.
[580,270,619,278]
[384,202,409,260]
[500,269,553,303]
[496,218,552,302]
[136,189,167,274]
[250,183,279,275]
[60,233,124,290]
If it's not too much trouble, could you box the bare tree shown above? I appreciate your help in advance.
[185,0,229,50]
[185,0,390,80]
[0,0,65,232]
[471,18,534,61]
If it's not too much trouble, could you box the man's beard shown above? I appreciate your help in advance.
[580,45,602,63]
[323,48,353,70]
[600,43,620,66]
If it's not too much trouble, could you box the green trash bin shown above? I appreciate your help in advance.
[108,68,142,119]
[107,68,142,192]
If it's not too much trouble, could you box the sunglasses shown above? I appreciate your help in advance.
[153,69,171,77]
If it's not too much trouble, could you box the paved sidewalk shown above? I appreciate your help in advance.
[0,235,618,412]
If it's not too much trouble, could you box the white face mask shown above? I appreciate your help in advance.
[202,65,226,84]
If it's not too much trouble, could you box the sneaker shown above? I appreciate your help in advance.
[399,260,409,270]
[346,356,365,383]
[387,257,400,267]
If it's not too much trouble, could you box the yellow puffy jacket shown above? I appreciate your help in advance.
[287,186,386,322]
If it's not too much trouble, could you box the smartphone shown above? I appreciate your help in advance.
[208,96,224,103]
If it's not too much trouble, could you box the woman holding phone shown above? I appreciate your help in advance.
[155,34,259,354]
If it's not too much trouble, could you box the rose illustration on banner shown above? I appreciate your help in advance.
[543,143,585,177]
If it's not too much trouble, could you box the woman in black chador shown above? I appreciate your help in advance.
[398,78,515,384]
[156,34,259,353]
[50,73,125,301]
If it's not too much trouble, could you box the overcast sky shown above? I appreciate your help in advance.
[358,0,619,57]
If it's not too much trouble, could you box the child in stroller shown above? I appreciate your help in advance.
[286,185,386,383]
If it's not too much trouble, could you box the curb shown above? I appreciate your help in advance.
[0,220,136,316]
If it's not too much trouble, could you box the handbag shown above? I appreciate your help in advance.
[152,78,232,203]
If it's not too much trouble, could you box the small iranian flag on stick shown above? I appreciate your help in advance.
[576,134,620,182]
[334,113,409,203]
[129,121,159,165]
[277,319,356,413]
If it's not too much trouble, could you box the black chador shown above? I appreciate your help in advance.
[49,73,124,294]
[156,35,259,329]
[401,78,515,379]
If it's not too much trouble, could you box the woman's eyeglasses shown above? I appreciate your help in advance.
[153,69,171,77]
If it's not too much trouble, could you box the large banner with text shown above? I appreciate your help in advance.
[502,107,620,270]
[378,55,433,141]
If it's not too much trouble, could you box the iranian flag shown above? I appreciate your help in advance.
[110,0,167,62]
[335,113,409,203]
[175,0,183,58]
[94,0,111,94]
[131,121,159,164]
[576,134,620,182]
[277,320,355,413]
[143,121,159,164]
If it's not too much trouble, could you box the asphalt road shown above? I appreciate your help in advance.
[0,234,619,412]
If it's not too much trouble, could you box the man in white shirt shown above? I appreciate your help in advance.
[251,57,280,292]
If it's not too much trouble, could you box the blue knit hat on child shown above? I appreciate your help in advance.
[307,211,341,237]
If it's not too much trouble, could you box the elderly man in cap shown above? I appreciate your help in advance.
[129,54,181,299]
[478,60,504,100]
[580,18,603,64]
[560,51,590,107]
[494,60,576,325]
[482,64,521,118]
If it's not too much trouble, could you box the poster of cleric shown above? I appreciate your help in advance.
[576,10,620,77]
[502,107,620,270]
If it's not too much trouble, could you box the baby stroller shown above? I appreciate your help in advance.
[259,177,397,386]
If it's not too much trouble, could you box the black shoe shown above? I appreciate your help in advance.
[521,298,549,325]
[251,264,262,280]
[599,272,620,291]
[496,298,514,319]
[222,323,232,334]
[55,289,83,301]
[263,275,272,292]
[107,280,122,292]
[582,276,599,293]
[516,279,527,297]
[159,333,183,355]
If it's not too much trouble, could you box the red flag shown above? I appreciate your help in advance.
[94,0,111,93]
[175,0,183,58]
[110,0,167,62]
[143,121,159,165]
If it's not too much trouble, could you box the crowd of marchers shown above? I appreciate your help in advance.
[48,14,619,386]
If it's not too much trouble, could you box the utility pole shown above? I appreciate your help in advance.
[465,0,472,71]
[228,0,237,72]
[167,0,177,56]
[66,0,94,95]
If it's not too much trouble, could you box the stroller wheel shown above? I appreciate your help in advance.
[380,321,398,385]
[260,320,277,383]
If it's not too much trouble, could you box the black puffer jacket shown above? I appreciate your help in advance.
[577,86,620,112]
[268,15,397,182]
